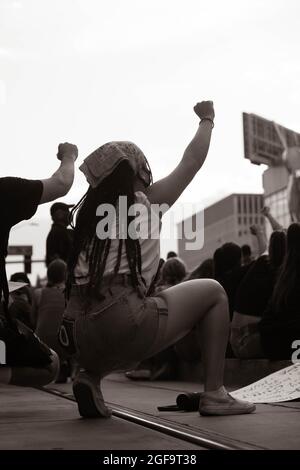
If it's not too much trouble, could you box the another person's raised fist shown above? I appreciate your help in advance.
[193,101,215,121]
[57,143,78,161]
[250,224,262,236]
[261,206,270,217]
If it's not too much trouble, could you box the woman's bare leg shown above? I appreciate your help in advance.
[150,279,255,415]
[150,279,229,391]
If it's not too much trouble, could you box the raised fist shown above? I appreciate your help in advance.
[193,101,215,121]
[57,142,78,161]
[250,224,260,236]
[261,206,270,217]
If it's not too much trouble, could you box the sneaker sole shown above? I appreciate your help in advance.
[73,382,111,419]
[199,405,256,416]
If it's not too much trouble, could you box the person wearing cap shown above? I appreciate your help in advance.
[46,202,74,267]
[0,142,78,387]
[60,101,255,419]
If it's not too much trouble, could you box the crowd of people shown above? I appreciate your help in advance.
[2,100,299,420]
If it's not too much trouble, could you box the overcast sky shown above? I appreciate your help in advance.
[1,0,300,276]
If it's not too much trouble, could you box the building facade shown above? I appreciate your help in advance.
[177,193,264,271]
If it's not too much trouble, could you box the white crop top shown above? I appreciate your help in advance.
[74,191,161,287]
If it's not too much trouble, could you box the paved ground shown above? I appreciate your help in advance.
[100,374,300,450]
[1,373,300,450]
[0,384,201,450]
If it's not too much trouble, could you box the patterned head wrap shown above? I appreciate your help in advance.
[79,141,152,188]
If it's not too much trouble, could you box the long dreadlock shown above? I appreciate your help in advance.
[67,161,145,299]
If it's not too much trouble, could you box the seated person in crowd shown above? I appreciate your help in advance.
[35,259,71,383]
[231,230,286,358]
[0,142,77,387]
[259,223,300,360]
[10,274,33,325]
[8,282,33,329]
[214,243,252,358]
[214,243,251,320]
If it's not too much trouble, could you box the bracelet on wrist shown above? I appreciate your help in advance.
[200,118,214,129]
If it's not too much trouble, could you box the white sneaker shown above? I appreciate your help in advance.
[199,386,256,416]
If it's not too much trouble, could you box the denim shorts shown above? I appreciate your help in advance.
[58,275,169,376]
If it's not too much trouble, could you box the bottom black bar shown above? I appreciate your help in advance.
[0,450,300,467]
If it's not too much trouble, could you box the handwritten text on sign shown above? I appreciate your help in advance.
[231,363,300,403]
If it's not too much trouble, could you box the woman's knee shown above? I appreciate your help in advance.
[211,280,228,304]
[192,279,228,306]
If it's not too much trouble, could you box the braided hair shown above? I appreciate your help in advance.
[67,161,145,298]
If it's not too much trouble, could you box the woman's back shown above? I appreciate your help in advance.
[74,191,161,288]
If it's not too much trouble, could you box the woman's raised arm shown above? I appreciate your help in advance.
[145,101,214,208]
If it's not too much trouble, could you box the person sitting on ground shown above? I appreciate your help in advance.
[231,230,287,358]
[59,101,255,418]
[214,242,252,357]
[35,259,71,383]
[9,273,33,328]
[0,142,78,387]
[259,223,300,359]
[46,202,74,267]
[214,242,251,320]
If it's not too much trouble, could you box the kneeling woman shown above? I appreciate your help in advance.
[61,101,255,418]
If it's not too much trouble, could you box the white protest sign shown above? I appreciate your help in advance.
[231,363,300,403]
